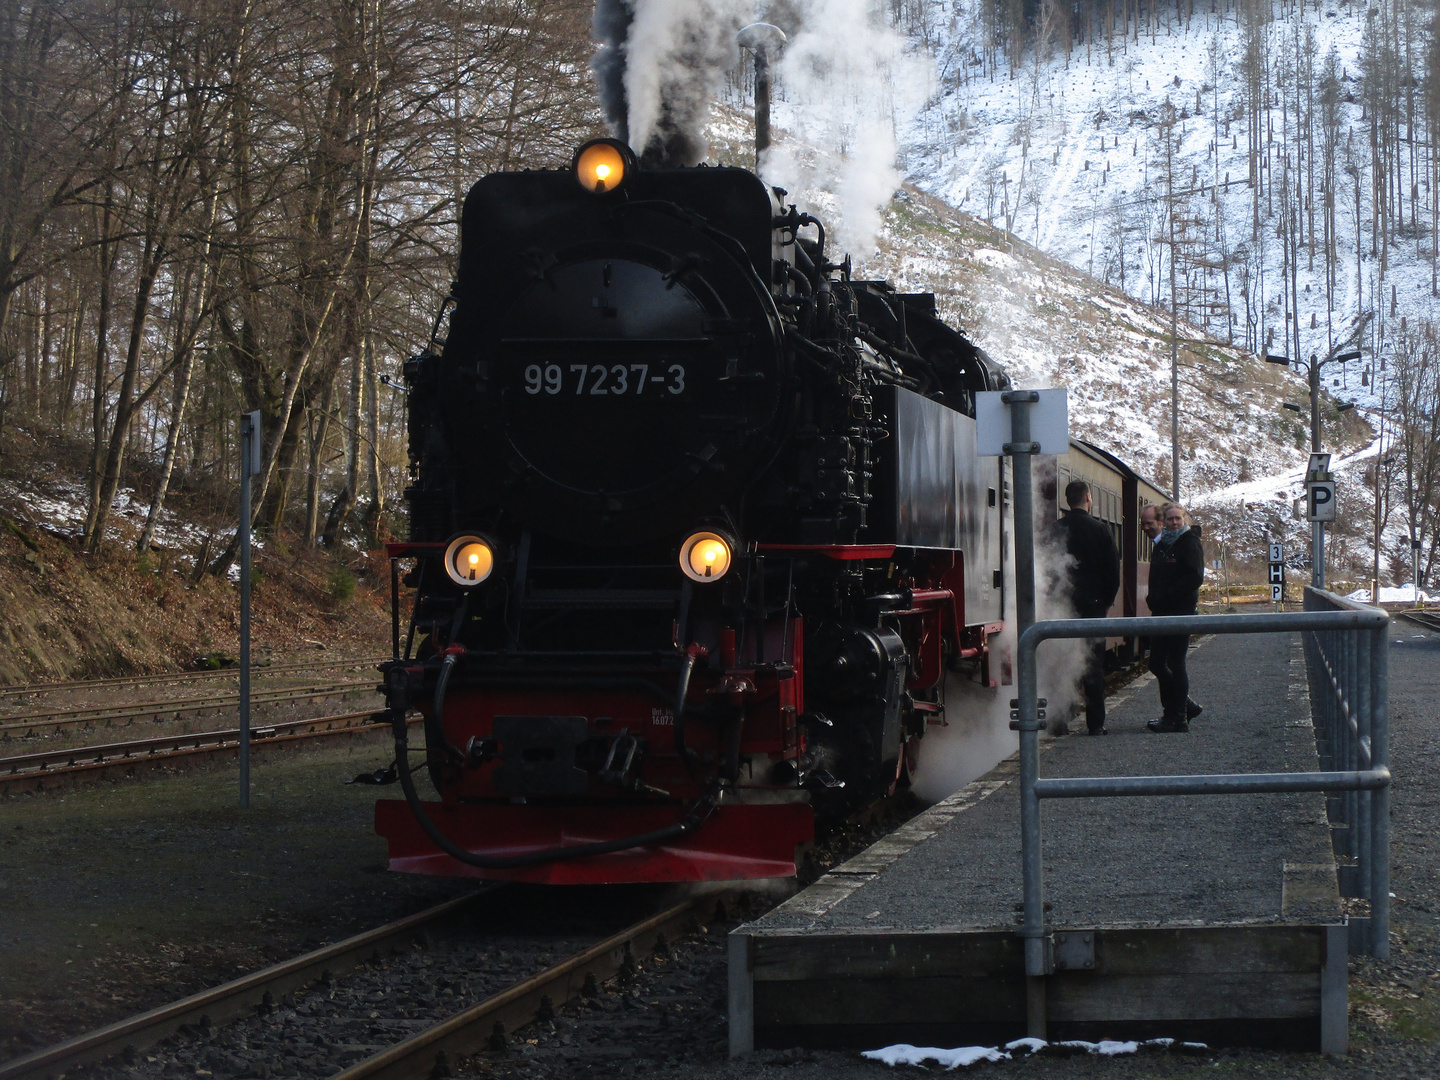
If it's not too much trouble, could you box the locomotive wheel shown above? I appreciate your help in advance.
[897,735,921,789]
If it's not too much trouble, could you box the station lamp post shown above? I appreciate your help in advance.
[1268,345,1361,588]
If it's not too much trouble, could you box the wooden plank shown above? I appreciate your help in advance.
[727,933,754,1058]
[752,931,1020,981]
[751,925,1324,980]
[1048,972,1319,1021]
[1093,926,1323,975]
[1320,923,1348,1055]
[755,976,1025,1026]
[752,1020,1029,1052]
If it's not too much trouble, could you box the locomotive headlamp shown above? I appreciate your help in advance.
[679,531,734,583]
[443,535,495,587]
[573,139,634,194]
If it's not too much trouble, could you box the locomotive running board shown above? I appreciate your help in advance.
[374,800,814,885]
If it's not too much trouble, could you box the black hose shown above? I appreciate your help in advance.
[427,652,468,765]
[794,212,826,259]
[389,710,718,869]
[784,327,921,389]
[782,263,812,295]
[672,650,702,768]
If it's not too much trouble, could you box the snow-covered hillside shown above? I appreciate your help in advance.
[701,0,1432,584]
[906,1,1433,397]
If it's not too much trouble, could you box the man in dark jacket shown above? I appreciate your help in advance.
[1146,502,1206,733]
[1052,480,1121,735]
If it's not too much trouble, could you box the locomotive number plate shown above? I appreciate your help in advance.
[523,362,686,396]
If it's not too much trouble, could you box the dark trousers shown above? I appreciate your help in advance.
[1149,634,1190,721]
[1081,637,1107,731]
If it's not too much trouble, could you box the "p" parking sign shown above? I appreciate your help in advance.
[1307,481,1337,522]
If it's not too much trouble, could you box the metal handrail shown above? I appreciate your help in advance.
[1013,597,1391,1030]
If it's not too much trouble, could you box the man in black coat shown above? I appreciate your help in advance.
[1146,502,1206,733]
[1052,480,1121,735]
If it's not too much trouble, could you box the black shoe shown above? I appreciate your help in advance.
[1147,717,1189,733]
[1087,727,1108,736]
[1186,700,1203,720]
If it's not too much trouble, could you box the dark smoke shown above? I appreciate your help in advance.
[590,0,743,168]
[591,0,633,144]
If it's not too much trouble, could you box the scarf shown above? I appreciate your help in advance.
[1156,524,1189,546]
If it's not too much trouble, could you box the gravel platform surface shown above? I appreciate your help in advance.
[750,629,1338,935]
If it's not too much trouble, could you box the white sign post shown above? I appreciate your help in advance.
[1267,541,1285,609]
[975,388,1069,1027]
[976,389,1069,456]
[1307,481,1337,522]
[1305,454,1335,588]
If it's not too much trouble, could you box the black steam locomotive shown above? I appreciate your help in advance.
[374,139,1013,883]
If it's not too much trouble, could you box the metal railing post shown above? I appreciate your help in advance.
[1370,621,1390,958]
[1013,597,1390,959]
[1347,629,1359,864]
[1355,632,1372,901]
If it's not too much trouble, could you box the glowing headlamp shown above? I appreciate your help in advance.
[679,531,734,583]
[443,534,495,587]
[573,139,635,194]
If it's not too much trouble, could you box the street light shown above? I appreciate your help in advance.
[1285,346,1363,590]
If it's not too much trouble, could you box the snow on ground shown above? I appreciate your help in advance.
[861,1037,1206,1069]
[0,475,242,567]
[1349,585,1434,603]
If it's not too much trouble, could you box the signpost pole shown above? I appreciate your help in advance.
[976,386,1068,1042]
[1306,454,1334,590]
[239,410,261,808]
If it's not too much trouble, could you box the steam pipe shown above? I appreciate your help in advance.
[738,23,787,170]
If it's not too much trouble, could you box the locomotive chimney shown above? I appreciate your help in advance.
[737,23,786,171]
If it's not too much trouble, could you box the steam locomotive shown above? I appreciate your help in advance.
[372,139,1017,884]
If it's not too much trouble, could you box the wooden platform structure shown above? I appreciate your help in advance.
[729,631,1350,1054]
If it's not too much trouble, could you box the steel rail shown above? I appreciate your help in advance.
[0,682,376,735]
[2,710,389,771]
[1397,609,1440,633]
[0,713,413,794]
[331,895,720,1080]
[0,656,382,701]
[0,891,499,1080]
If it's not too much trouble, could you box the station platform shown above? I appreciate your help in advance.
[728,629,1351,1054]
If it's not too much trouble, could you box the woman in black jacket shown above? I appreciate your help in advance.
[1146,503,1205,732]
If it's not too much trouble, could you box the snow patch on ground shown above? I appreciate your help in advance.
[863,1037,1209,1068]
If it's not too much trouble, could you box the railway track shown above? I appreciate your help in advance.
[0,656,382,703]
[1398,608,1440,634]
[0,681,377,737]
[0,892,496,1080]
[0,890,723,1080]
[0,710,414,794]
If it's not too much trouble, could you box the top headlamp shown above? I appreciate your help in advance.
[573,139,635,194]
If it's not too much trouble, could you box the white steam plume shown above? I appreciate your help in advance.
[761,0,931,257]
[622,0,750,165]
[912,517,1089,804]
